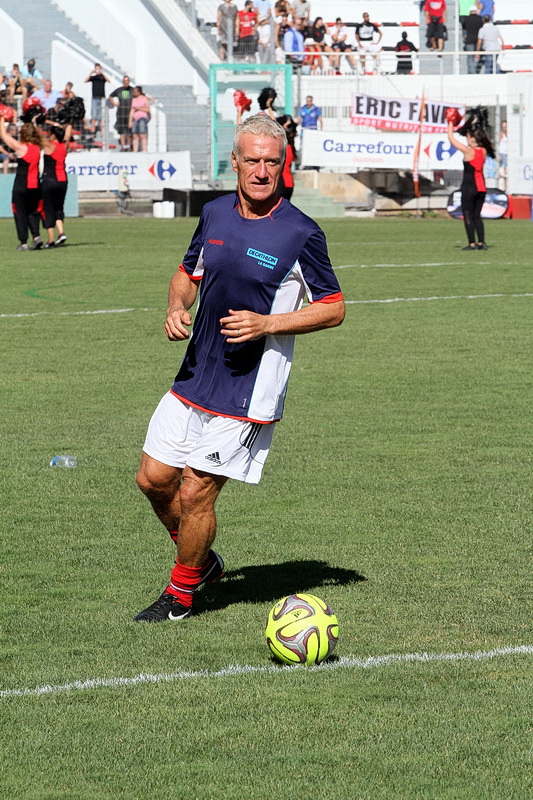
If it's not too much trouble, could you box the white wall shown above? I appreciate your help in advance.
[52,0,208,89]
[0,10,24,74]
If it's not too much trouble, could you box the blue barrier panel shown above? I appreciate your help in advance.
[0,174,78,218]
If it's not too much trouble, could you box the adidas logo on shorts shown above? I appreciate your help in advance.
[205,451,222,465]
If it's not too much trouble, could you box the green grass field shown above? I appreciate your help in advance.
[1,214,531,799]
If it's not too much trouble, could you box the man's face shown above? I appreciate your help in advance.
[43,80,52,92]
[305,96,313,107]
[232,133,283,205]
[363,13,369,22]
[123,77,130,87]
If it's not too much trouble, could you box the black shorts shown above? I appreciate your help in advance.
[427,21,445,40]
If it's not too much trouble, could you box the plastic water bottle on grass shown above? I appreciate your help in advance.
[50,455,77,468]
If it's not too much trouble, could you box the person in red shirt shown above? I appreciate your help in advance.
[238,0,258,61]
[40,122,73,247]
[424,0,447,52]
[276,114,297,200]
[0,114,43,250]
[447,114,495,250]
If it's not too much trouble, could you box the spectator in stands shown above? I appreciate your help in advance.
[110,75,134,151]
[329,17,356,74]
[275,10,292,46]
[395,31,418,74]
[274,0,292,19]
[463,5,484,73]
[33,80,62,111]
[283,17,305,66]
[85,63,110,134]
[217,0,240,61]
[128,86,151,152]
[291,0,311,26]
[20,59,43,91]
[62,82,76,101]
[477,1,494,17]
[254,0,272,19]
[0,123,18,174]
[424,0,447,53]
[459,0,475,28]
[355,12,383,74]
[256,14,273,63]
[305,17,332,72]
[7,64,28,105]
[237,0,259,62]
[296,94,322,130]
[476,15,503,73]
[45,96,66,127]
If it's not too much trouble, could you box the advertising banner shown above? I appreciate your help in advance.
[300,130,465,171]
[351,93,465,133]
[447,190,509,219]
[66,151,192,191]
[508,157,533,195]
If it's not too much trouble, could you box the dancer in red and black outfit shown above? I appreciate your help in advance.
[447,111,494,251]
[40,122,72,247]
[0,114,43,250]
[276,114,297,201]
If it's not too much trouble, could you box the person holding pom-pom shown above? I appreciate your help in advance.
[0,112,43,250]
[447,106,495,251]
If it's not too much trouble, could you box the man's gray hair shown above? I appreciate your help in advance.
[233,113,287,160]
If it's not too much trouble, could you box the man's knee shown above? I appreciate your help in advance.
[179,469,227,516]
[136,455,182,497]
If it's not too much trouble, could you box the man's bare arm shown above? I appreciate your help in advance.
[219,299,345,342]
[164,269,199,341]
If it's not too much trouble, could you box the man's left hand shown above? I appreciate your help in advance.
[219,308,268,342]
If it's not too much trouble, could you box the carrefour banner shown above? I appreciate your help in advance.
[66,151,192,191]
[508,157,533,195]
[351,93,465,133]
[301,130,465,171]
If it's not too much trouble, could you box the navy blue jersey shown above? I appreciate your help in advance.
[171,194,343,423]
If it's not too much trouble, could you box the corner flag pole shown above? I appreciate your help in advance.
[412,91,426,206]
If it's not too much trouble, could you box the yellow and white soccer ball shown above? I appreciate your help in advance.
[265,593,339,665]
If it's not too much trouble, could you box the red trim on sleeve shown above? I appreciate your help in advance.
[313,291,344,304]
[179,263,202,281]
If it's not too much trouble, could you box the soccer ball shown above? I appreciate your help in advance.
[265,593,339,665]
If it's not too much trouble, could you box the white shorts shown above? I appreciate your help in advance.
[359,42,380,54]
[143,392,276,484]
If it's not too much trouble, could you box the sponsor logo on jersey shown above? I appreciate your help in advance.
[246,248,278,269]
[209,239,224,245]
[205,451,222,465]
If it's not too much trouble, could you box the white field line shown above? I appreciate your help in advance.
[1,292,532,320]
[0,307,157,319]
[346,293,533,305]
[334,268,478,271]
[1,645,531,700]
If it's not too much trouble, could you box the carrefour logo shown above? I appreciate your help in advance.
[149,159,177,181]
[423,140,457,161]
[246,248,278,269]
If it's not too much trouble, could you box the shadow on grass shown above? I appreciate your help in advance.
[196,560,366,615]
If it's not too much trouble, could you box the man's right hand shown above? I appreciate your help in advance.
[165,307,192,341]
